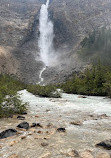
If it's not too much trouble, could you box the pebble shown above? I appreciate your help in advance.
[20,135,27,140]
[35,115,39,118]
[37,131,43,134]
[41,142,49,147]
[70,121,83,126]
[60,149,79,157]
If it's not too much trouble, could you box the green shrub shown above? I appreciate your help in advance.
[0,74,27,118]
[27,84,61,98]
[0,95,27,118]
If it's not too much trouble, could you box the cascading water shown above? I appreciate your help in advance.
[37,66,46,84]
[37,0,55,84]
[38,0,54,66]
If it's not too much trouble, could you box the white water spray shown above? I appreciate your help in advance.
[37,0,56,84]
[38,0,55,66]
[37,66,46,84]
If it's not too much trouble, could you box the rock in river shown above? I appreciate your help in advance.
[57,128,66,132]
[17,116,25,120]
[70,121,83,126]
[0,129,17,139]
[17,122,29,130]
[96,139,111,150]
[30,123,37,128]
[21,111,27,115]
[36,123,43,128]
[41,142,49,147]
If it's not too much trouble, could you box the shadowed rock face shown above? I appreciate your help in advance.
[0,0,111,84]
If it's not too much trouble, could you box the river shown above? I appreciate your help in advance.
[0,90,111,158]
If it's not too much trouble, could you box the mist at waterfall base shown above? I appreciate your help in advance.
[37,0,72,84]
[38,0,57,67]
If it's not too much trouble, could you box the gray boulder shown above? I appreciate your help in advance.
[17,122,29,130]
[96,139,111,150]
[0,129,17,139]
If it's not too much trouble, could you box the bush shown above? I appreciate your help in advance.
[0,74,27,118]
[0,74,26,104]
[27,84,61,98]
[0,95,27,118]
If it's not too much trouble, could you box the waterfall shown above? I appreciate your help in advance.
[38,0,54,67]
[37,0,56,84]
[37,66,46,84]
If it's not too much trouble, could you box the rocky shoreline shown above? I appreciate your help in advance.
[0,90,111,158]
[0,113,111,158]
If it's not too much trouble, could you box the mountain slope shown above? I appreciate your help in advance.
[0,0,111,84]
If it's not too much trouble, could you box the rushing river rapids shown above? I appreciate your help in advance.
[0,90,111,157]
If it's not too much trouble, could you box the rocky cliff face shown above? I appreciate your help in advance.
[0,0,111,84]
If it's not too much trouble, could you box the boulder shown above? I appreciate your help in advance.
[96,139,111,150]
[35,115,39,118]
[17,116,25,120]
[98,114,108,119]
[41,142,49,147]
[21,112,27,115]
[30,123,37,127]
[17,122,29,130]
[36,123,43,128]
[0,129,17,139]
[78,96,87,98]
[57,128,66,132]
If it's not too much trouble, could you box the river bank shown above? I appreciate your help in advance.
[0,90,111,158]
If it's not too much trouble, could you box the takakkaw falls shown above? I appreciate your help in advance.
[1,0,111,158]
[38,0,56,84]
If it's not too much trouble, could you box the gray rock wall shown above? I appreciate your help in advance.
[0,0,111,84]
